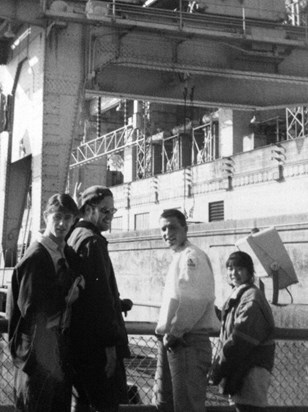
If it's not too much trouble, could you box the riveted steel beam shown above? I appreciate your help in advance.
[0,0,44,26]
[93,64,308,110]
[84,7,308,109]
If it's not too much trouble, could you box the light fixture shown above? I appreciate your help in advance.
[250,115,257,124]
[11,28,31,50]
[4,23,15,39]
[143,0,157,7]
[29,56,39,67]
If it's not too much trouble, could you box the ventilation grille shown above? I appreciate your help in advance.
[209,201,224,222]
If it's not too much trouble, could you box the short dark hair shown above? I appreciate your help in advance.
[226,251,255,279]
[44,193,79,216]
[160,209,187,228]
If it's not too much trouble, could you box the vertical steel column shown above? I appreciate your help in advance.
[40,21,85,232]
[97,96,101,138]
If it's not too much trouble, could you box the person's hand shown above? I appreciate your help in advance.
[65,275,85,304]
[218,377,227,394]
[163,334,186,352]
[105,346,117,378]
[73,181,82,204]
[121,298,133,317]
[77,275,85,290]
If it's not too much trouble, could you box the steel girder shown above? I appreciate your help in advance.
[3,1,308,109]
[93,65,308,110]
[85,6,308,109]
[0,0,44,26]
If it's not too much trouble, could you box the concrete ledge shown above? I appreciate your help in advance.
[1,405,307,411]
[117,407,308,412]
[119,408,233,412]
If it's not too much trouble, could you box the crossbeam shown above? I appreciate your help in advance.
[70,125,143,168]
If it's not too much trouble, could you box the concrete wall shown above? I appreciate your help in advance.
[107,213,308,324]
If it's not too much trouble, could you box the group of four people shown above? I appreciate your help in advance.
[7,185,275,412]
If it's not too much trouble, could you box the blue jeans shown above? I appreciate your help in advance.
[154,333,212,412]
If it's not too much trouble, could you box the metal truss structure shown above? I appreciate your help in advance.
[285,0,307,26]
[161,121,219,173]
[192,121,218,165]
[162,133,181,173]
[70,103,308,181]
[135,102,152,180]
[70,124,140,168]
[70,123,152,180]
[68,0,308,180]
[286,106,308,140]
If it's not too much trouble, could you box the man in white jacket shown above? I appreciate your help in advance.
[154,209,220,412]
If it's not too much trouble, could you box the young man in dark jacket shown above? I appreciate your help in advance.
[8,193,83,412]
[67,185,132,412]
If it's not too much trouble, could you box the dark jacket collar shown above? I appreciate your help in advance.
[74,220,105,238]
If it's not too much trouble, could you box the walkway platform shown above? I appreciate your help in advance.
[1,405,308,411]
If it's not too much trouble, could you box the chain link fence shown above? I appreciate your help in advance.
[0,333,14,406]
[0,321,307,408]
[125,332,308,407]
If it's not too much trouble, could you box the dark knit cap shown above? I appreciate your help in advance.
[79,185,113,209]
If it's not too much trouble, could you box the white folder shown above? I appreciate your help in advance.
[236,226,298,290]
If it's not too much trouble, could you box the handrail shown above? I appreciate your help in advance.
[88,1,308,43]
[44,1,308,47]
[1,318,307,340]
[125,322,308,340]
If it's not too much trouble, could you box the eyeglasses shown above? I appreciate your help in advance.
[96,207,118,216]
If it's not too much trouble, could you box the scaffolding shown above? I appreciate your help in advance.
[70,101,308,185]
[191,121,218,164]
[286,106,308,140]
[285,0,308,26]
[70,124,139,168]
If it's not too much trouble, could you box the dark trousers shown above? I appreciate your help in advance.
[71,358,128,412]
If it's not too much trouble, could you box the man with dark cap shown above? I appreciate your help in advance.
[67,185,132,412]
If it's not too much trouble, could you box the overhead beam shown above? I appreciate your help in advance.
[93,65,308,110]
[86,14,308,110]
[0,0,44,26]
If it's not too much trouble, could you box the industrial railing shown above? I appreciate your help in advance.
[1,319,307,408]
[85,0,308,39]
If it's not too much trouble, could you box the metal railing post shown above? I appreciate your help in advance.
[242,6,246,36]
[112,0,116,19]
[179,0,183,30]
